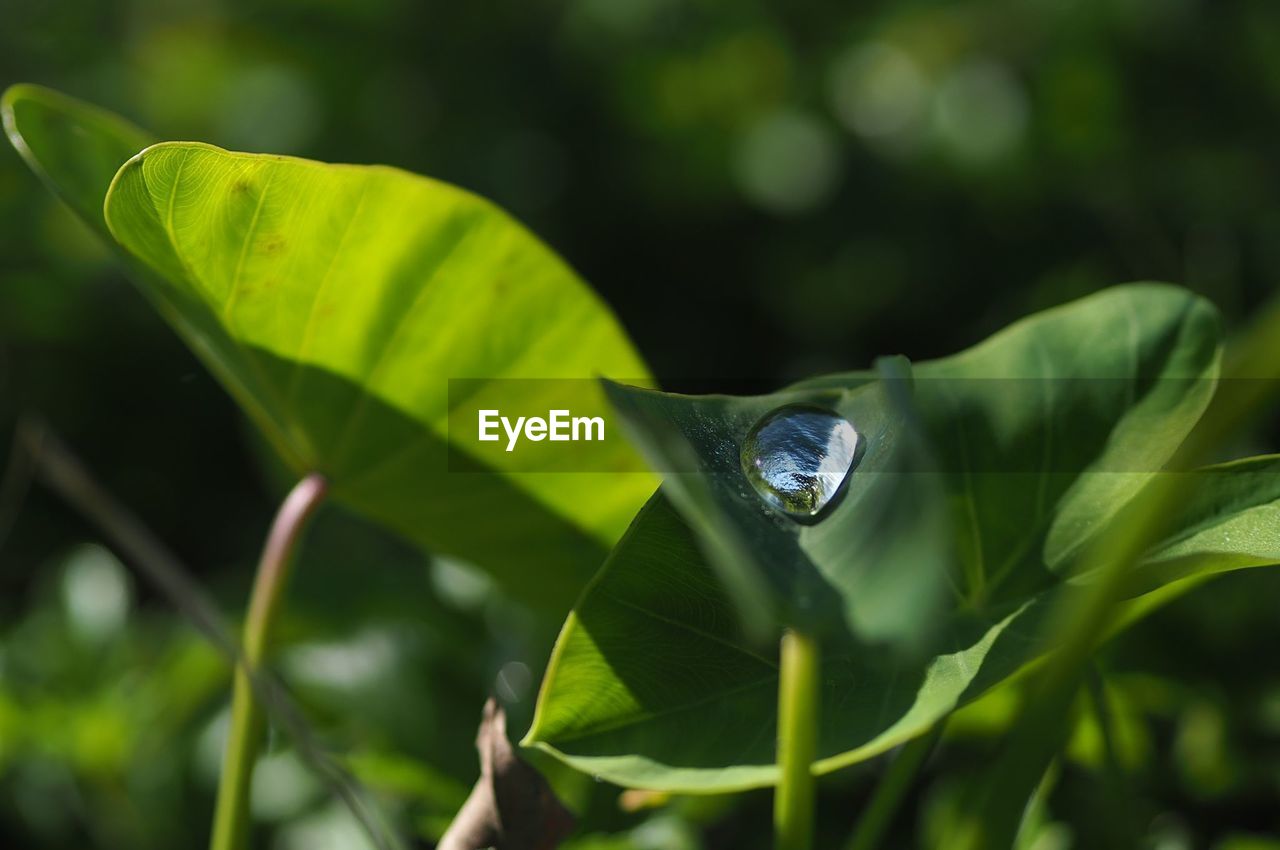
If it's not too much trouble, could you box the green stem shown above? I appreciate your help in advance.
[775,629,821,850]
[210,474,328,850]
[1086,668,1136,848]
[1085,668,1122,781]
[846,720,945,850]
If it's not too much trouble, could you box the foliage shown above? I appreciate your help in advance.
[5,85,656,612]
[528,286,1280,792]
[6,3,1280,848]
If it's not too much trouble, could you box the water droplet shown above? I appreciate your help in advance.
[740,405,860,522]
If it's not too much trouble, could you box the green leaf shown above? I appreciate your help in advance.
[1125,454,1280,594]
[527,285,1239,790]
[4,86,657,610]
[909,283,1221,604]
[601,356,952,643]
[1,88,249,387]
[527,456,1280,791]
[102,142,657,608]
[2,84,152,239]
[600,285,1219,634]
[525,493,1059,791]
[2,87,311,478]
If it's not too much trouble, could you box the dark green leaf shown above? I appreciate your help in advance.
[602,356,952,642]
[528,286,1241,789]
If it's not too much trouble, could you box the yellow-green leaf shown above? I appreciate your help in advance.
[4,85,657,610]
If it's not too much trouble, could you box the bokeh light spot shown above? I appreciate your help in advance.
[933,60,1028,164]
[734,110,842,214]
[829,42,929,143]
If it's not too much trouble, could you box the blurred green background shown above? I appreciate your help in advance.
[3,0,1280,847]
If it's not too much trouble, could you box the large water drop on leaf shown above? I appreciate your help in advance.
[739,405,861,522]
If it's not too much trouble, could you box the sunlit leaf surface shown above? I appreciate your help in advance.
[4,86,657,610]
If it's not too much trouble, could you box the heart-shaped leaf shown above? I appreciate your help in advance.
[525,457,1280,792]
[599,285,1219,635]
[4,84,658,610]
[526,285,1246,790]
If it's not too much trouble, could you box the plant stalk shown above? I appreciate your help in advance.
[846,720,945,850]
[775,629,821,850]
[210,473,328,850]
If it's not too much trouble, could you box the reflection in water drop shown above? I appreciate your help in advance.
[740,405,860,521]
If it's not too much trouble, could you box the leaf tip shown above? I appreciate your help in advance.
[101,147,147,241]
[1,83,37,158]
